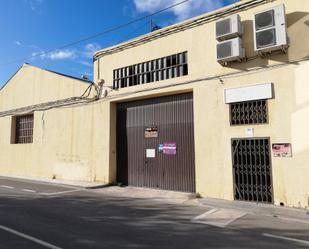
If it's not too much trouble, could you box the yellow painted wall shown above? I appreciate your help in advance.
[93,0,309,208]
[0,64,91,111]
[0,64,108,182]
[0,0,309,208]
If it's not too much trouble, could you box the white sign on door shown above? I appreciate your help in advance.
[146,149,156,158]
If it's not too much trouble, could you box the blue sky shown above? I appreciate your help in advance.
[0,0,239,86]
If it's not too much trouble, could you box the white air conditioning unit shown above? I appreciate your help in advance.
[253,4,288,53]
[217,37,245,63]
[216,14,243,41]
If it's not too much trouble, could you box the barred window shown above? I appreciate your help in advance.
[113,51,188,89]
[230,100,268,125]
[14,114,34,144]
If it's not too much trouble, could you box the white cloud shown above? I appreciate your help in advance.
[31,51,45,60]
[29,43,100,64]
[133,0,234,21]
[83,43,101,58]
[78,60,93,67]
[32,49,76,60]
[47,50,76,60]
[14,41,22,46]
[24,0,44,12]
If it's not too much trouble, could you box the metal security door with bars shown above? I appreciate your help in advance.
[231,138,273,203]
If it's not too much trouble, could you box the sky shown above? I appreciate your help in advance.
[0,0,239,86]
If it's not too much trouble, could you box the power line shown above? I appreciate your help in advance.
[102,56,309,101]
[0,0,189,68]
[1,56,308,117]
[94,0,267,59]
[117,21,151,44]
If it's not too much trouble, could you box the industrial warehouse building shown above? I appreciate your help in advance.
[0,0,309,208]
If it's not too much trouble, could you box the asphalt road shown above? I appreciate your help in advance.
[0,177,309,249]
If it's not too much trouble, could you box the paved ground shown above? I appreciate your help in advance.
[0,177,309,249]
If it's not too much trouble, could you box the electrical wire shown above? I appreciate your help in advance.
[94,0,270,59]
[101,56,309,101]
[0,0,189,68]
[1,55,308,118]
[118,21,152,44]
[0,83,99,117]
[0,0,298,116]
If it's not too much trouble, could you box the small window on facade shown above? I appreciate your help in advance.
[113,51,188,89]
[12,114,34,144]
[230,100,268,125]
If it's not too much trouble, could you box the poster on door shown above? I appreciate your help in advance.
[145,127,158,138]
[162,142,177,155]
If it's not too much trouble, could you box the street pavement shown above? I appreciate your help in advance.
[0,176,309,249]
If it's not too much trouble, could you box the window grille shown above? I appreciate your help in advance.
[230,100,267,125]
[113,51,188,89]
[15,114,34,144]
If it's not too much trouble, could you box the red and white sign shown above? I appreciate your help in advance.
[272,143,292,157]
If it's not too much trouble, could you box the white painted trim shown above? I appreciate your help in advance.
[263,233,309,246]
[21,189,36,193]
[0,185,14,189]
[0,224,63,249]
[40,189,81,196]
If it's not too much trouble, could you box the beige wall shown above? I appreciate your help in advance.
[0,64,108,182]
[0,64,91,111]
[93,0,309,208]
[0,0,309,208]
[95,0,309,88]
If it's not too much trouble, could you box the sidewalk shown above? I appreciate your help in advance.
[0,174,107,189]
[198,197,309,224]
[1,174,308,225]
[92,186,309,224]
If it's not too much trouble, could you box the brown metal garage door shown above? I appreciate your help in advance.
[116,93,195,193]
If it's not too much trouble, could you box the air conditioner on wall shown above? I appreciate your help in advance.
[253,4,288,53]
[216,14,243,41]
[217,37,245,63]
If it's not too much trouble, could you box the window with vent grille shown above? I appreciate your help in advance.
[230,100,268,125]
[13,114,34,144]
[113,51,188,89]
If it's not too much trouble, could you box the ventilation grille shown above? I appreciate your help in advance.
[255,9,275,30]
[256,29,276,48]
[216,18,231,37]
[217,41,232,59]
[230,100,268,125]
[113,52,188,89]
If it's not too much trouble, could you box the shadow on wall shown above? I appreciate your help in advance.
[224,11,309,72]
[286,12,309,27]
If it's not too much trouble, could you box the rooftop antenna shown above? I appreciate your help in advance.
[150,20,161,32]
[81,74,89,81]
